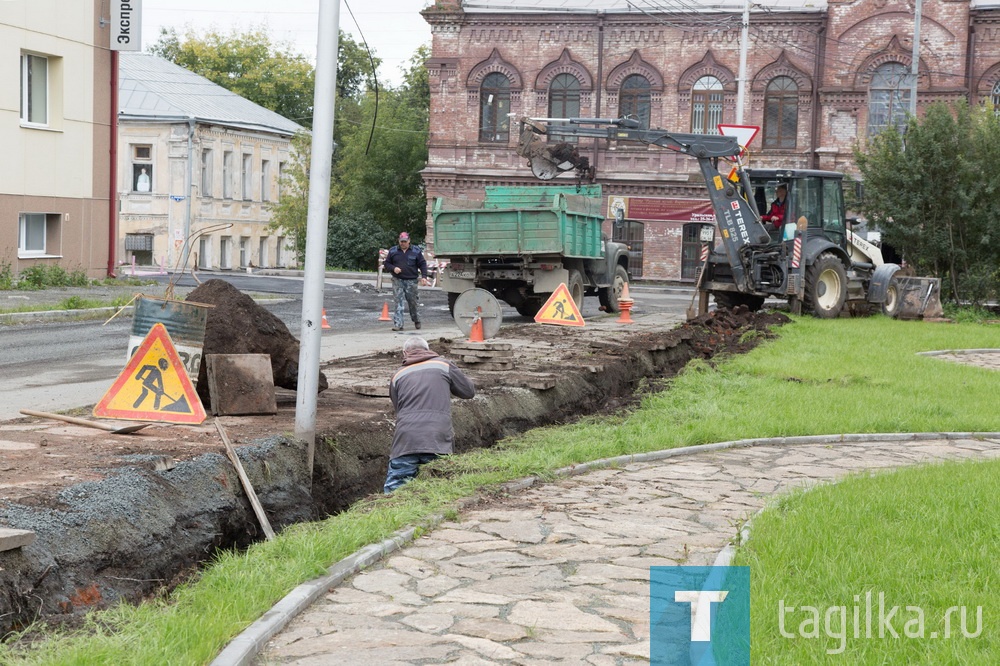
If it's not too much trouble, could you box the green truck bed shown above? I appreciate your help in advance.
[432,185,605,258]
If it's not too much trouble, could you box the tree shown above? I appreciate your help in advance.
[150,27,315,126]
[854,101,1000,304]
[326,211,397,271]
[333,46,430,239]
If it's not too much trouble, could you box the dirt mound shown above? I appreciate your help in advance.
[186,280,328,407]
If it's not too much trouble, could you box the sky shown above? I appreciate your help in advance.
[140,0,435,86]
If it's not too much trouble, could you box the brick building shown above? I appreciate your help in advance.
[421,0,1000,281]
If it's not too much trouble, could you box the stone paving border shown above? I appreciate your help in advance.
[211,430,1000,666]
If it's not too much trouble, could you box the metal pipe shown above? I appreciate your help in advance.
[107,50,119,277]
[296,0,341,473]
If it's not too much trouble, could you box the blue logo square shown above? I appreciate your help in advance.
[650,566,750,665]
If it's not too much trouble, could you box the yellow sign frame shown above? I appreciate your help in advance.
[534,283,585,327]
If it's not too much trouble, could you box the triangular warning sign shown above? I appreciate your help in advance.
[94,323,207,424]
[534,283,585,327]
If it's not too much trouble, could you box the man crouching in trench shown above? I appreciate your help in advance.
[384,337,476,493]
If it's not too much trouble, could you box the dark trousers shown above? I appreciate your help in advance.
[384,453,439,493]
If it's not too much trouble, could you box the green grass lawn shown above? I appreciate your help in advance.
[4,316,999,664]
[735,458,999,664]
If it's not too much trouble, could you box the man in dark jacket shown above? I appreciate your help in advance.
[384,337,476,493]
[383,231,428,332]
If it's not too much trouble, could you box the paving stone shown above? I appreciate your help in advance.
[512,641,597,661]
[478,519,546,543]
[451,618,529,642]
[442,634,523,660]
[387,555,437,580]
[416,574,461,597]
[400,611,455,633]
[452,537,520,554]
[507,601,621,633]
[436,589,514,605]
[428,602,501,619]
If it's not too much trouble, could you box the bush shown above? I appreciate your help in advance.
[326,211,398,271]
[0,257,12,291]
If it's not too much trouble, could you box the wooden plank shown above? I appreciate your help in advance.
[215,418,275,541]
[0,528,36,552]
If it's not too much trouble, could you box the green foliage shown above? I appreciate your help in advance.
[855,101,1000,305]
[0,255,12,290]
[326,211,397,271]
[15,264,74,290]
[150,27,316,126]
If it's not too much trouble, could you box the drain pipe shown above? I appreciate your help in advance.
[182,115,196,271]
[107,50,119,277]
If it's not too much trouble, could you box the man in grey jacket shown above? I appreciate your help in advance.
[384,337,476,493]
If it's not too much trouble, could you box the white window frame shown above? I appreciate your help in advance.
[201,148,213,196]
[220,236,233,269]
[241,153,253,201]
[223,150,234,199]
[20,53,48,126]
[18,213,48,256]
[261,159,271,202]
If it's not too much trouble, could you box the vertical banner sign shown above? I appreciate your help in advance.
[111,0,142,52]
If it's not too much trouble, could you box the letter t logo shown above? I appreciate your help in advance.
[674,590,729,641]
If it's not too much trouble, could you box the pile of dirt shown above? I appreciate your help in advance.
[186,279,328,408]
[0,306,787,635]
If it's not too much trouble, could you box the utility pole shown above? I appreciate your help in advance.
[296,0,340,476]
[736,0,750,123]
[909,0,922,116]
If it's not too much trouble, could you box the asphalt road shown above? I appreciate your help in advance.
[0,273,695,420]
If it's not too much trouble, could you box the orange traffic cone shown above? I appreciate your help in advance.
[620,281,631,301]
[321,309,331,329]
[378,301,391,321]
[468,315,485,343]
[616,300,634,324]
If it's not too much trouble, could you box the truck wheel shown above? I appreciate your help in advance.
[447,292,459,317]
[515,299,541,318]
[713,292,765,312]
[567,270,585,310]
[806,252,847,318]
[881,277,901,318]
[599,265,629,313]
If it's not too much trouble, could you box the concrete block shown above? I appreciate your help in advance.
[0,528,35,552]
[205,354,278,416]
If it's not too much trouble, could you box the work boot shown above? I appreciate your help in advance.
[392,325,403,332]
[415,321,422,330]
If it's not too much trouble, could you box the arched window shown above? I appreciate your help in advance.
[619,74,651,129]
[763,76,798,149]
[868,62,910,137]
[691,76,723,134]
[479,72,511,142]
[992,80,1000,115]
[549,74,581,142]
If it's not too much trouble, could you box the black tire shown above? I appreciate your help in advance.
[566,269,585,310]
[515,299,541,318]
[599,265,629,313]
[881,277,901,318]
[805,252,847,318]
[712,291,765,312]
[447,292,459,317]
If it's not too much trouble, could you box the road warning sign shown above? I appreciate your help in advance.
[534,283,585,327]
[94,323,207,424]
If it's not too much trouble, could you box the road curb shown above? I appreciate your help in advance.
[209,430,1000,666]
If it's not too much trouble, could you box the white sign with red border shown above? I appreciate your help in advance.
[717,124,760,152]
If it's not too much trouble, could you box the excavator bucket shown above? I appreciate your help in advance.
[515,119,592,181]
[893,276,945,319]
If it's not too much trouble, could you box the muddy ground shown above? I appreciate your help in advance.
[0,304,788,635]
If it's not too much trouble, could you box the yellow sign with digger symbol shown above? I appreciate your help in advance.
[94,323,207,424]
[534,283,585,327]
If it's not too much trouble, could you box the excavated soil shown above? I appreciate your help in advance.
[0,303,787,635]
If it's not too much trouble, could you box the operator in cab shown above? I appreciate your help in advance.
[763,184,787,230]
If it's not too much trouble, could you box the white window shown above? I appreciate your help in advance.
[198,237,212,269]
[277,161,286,202]
[239,236,250,267]
[132,144,153,192]
[19,213,47,255]
[242,153,253,200]
[201,149,213,196]
[261,160,271,202]
[276,235,285,266]
[223,151,234,199]
[20,53,48,126]
[258,237,269,267]
[220,236,232,269]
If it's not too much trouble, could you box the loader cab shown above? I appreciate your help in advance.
[747,169,848,250]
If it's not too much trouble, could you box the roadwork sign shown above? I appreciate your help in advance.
[94,323,206,424]
[534,283,585,327]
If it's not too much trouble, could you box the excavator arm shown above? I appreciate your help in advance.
[515,116,772,289]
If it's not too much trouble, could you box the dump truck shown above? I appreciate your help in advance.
[432,185,630,317]
[515,117,943,319]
